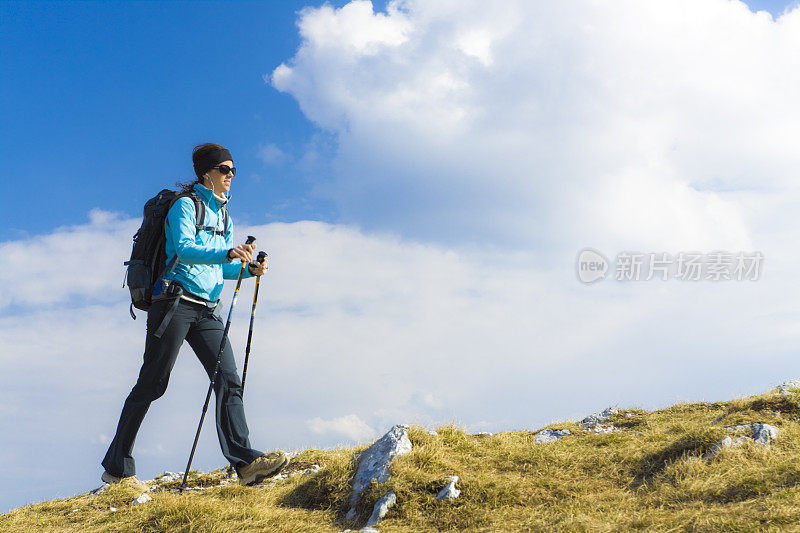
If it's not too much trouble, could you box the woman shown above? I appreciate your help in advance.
[101,142,287,489]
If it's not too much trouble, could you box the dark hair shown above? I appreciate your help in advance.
[175,142,229,193]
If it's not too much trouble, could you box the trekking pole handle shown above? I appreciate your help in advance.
[244,236,257,263]
[248,252,268,276]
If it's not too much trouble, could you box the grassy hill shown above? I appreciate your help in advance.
[5,384,800,532]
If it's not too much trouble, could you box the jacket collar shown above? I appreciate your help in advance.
[193,183,229,210]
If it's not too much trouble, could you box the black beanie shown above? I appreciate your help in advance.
[194,148,233,178]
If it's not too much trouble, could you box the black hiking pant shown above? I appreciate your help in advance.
[101,297,263,477]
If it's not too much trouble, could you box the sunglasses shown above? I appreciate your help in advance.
[212,164,236,177]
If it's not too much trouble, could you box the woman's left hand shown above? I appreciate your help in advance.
[249,257,269,276]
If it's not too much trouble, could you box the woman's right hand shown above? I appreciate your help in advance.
[227,243,255,263]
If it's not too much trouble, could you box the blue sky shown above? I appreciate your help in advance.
[1,0,380,239]
[4,0,800,515]
[747,0,798,13]
[1,0,792,241]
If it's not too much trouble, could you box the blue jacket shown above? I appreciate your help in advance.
[162,183,252,301]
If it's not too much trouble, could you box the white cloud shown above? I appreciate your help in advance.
[257,142,289,166]
[270,0,800,252]
[3,210,800,512]
[0,209,136,309]
[296,0,410,53]
[307,414,376,442]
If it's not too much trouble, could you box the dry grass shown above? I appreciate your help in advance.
[5,387,800,532]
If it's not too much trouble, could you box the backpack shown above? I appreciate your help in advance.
[123,188,229,319]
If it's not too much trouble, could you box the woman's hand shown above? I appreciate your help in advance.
[249,256,269,276]
[227,243,255,263]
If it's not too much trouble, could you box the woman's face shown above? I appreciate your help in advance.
[203,159,234,195]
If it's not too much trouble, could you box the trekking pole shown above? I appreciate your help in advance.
[179,235,256,492]
[241,251,267,397]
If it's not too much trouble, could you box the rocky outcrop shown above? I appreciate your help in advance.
[346,425,412,521]
[702,423,779,459]
[725,423,779,445]
[534,428,570,444]
[580,407,619,427]
[776,379,800,397]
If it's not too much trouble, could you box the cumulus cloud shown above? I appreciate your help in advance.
[0,209,137,309]
[2,209,800,512]
[307,414,376,442]
[270,0,800,251]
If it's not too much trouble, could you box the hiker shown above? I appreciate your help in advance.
[101,142,287,490]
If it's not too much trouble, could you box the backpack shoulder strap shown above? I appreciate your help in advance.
[193,196,228,236]
[167,191,205,234]
[162,191,205,274]
[171,191,225,236]
[188,192,205,233]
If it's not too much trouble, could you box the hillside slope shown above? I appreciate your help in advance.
[5,381,800,532]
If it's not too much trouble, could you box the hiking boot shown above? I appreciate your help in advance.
[237,452,289,486]
[101,471,150,492]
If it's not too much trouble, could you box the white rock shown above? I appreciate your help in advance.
[131,493,152,505]
[752,423,780,445]
[109,507,117,512]
[702,435,750,459]
[303,464,322,475]
[580,407,619,427]
[346,425,412,520]
[473,432,493,437]
[156,471,183,483]
[284,450,304,461]
[360,528,380,533]
[437,476,460,500]
[534,429,570,444]
[724,422,780,446]
[586,425,622,434]
[703,436,732,459]
[777,379,800,397]
[365,490,396,528]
